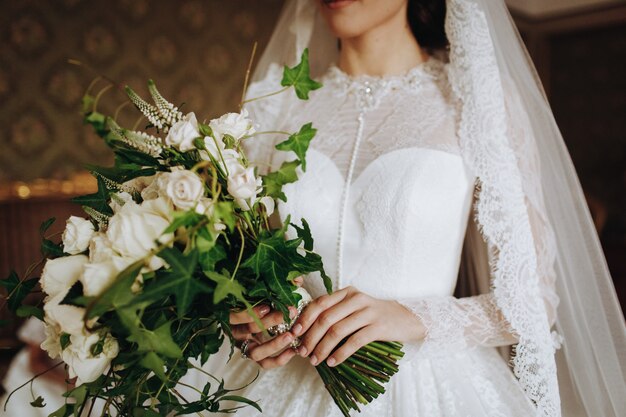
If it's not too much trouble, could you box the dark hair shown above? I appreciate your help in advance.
[407,0,448,50]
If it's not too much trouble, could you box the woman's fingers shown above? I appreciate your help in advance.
[308,309,372,365]
[257,347,297,370]
[291,286,353,338]
[247,332,295,362]
[246,306,297,334]
[325,326,378,367]
[231,324,252,341]
[229,304,270,325]
[296,297,362,360]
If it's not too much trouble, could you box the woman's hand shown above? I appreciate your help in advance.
[228,276,304,369]
[291,286,425,367]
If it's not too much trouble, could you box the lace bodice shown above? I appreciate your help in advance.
[243,57,558,361]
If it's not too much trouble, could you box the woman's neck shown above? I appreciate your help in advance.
[338,11,427,77]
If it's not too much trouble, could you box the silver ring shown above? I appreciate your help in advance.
[240,339,252,359]
[267,323,290,337]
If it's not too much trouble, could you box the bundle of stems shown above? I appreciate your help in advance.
[315,340,404,416]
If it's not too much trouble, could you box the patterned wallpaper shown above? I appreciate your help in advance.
[0,0,283,181]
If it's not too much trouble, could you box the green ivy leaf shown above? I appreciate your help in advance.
[41,239,65,258]
[154,247,211,317]
[30,396,46,408]
[16,305,43,321]
[281,48,322,100]
[163,211,205,234]
[39,217,56,236]
[139,352,167,381]
[262,160,300,202]
[0,271,38,313]
[292,218,333,293]
[198,242,227,272]
[72,176,114,216]
[86,163,156,185]
[127,321,183,359]
[204,271,246,304]
[275,123,317,171]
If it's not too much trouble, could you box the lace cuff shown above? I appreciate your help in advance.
[397,293,518,360]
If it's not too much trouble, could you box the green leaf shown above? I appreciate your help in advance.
[154,247,211,317]
[139,352,167,381]
[16,305,43,321]
[39,217,56,236]
[41,239,64,258]
[292,219,333,294]
[30,396,46,408]
[86,260,144,319]
[275,123,317,171]
[262,160,300,202]
[86,163,156,185]
[0,271,38,313]
[71,176,113,216]
[198,242,227,272]
[266,263,298,306]
[127,321,183,359]
[292,218,313,251]
[281,48,323,100]
[163,211,204,234]
[213,201,236,232]
[204,271,246,304]
[60,333,71,350]
[219,395,262,413]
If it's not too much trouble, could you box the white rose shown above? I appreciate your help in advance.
[40,318,62,359]
[122,175,155,194]
[109,191,135,213]
[140,173,168,201]
[106,198,173,261]
[62,217,95,255]
[209,109,255,141]
[80,261,120,297]
[164,170,204,210]
[165,112,200,152]
[44,291,87,336]
[227,165,262,211]
[40,255,89,297]
[62,332,119,386]
[88,233,114,263]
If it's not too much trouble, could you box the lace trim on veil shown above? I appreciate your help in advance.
[447,1,560,415]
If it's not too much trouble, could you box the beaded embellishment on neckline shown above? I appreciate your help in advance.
[323,56,445,110]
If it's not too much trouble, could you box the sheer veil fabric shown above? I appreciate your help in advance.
[243,1,626,416]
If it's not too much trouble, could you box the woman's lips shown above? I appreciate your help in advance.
[322,0,356,10]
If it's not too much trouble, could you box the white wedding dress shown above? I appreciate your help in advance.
[179,56,544,416]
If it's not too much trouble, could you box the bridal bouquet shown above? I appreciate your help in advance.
[2,49,403,417]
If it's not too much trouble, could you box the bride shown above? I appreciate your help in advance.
[180,0,626,416]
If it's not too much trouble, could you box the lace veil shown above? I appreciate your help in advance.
[244,1,626,416]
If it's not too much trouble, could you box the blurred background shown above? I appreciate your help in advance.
[0,0,624,390]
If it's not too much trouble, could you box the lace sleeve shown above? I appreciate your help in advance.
[397,77,560,356]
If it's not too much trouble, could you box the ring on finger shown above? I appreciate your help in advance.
[267,323,290,336]
[240,339,252,359]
